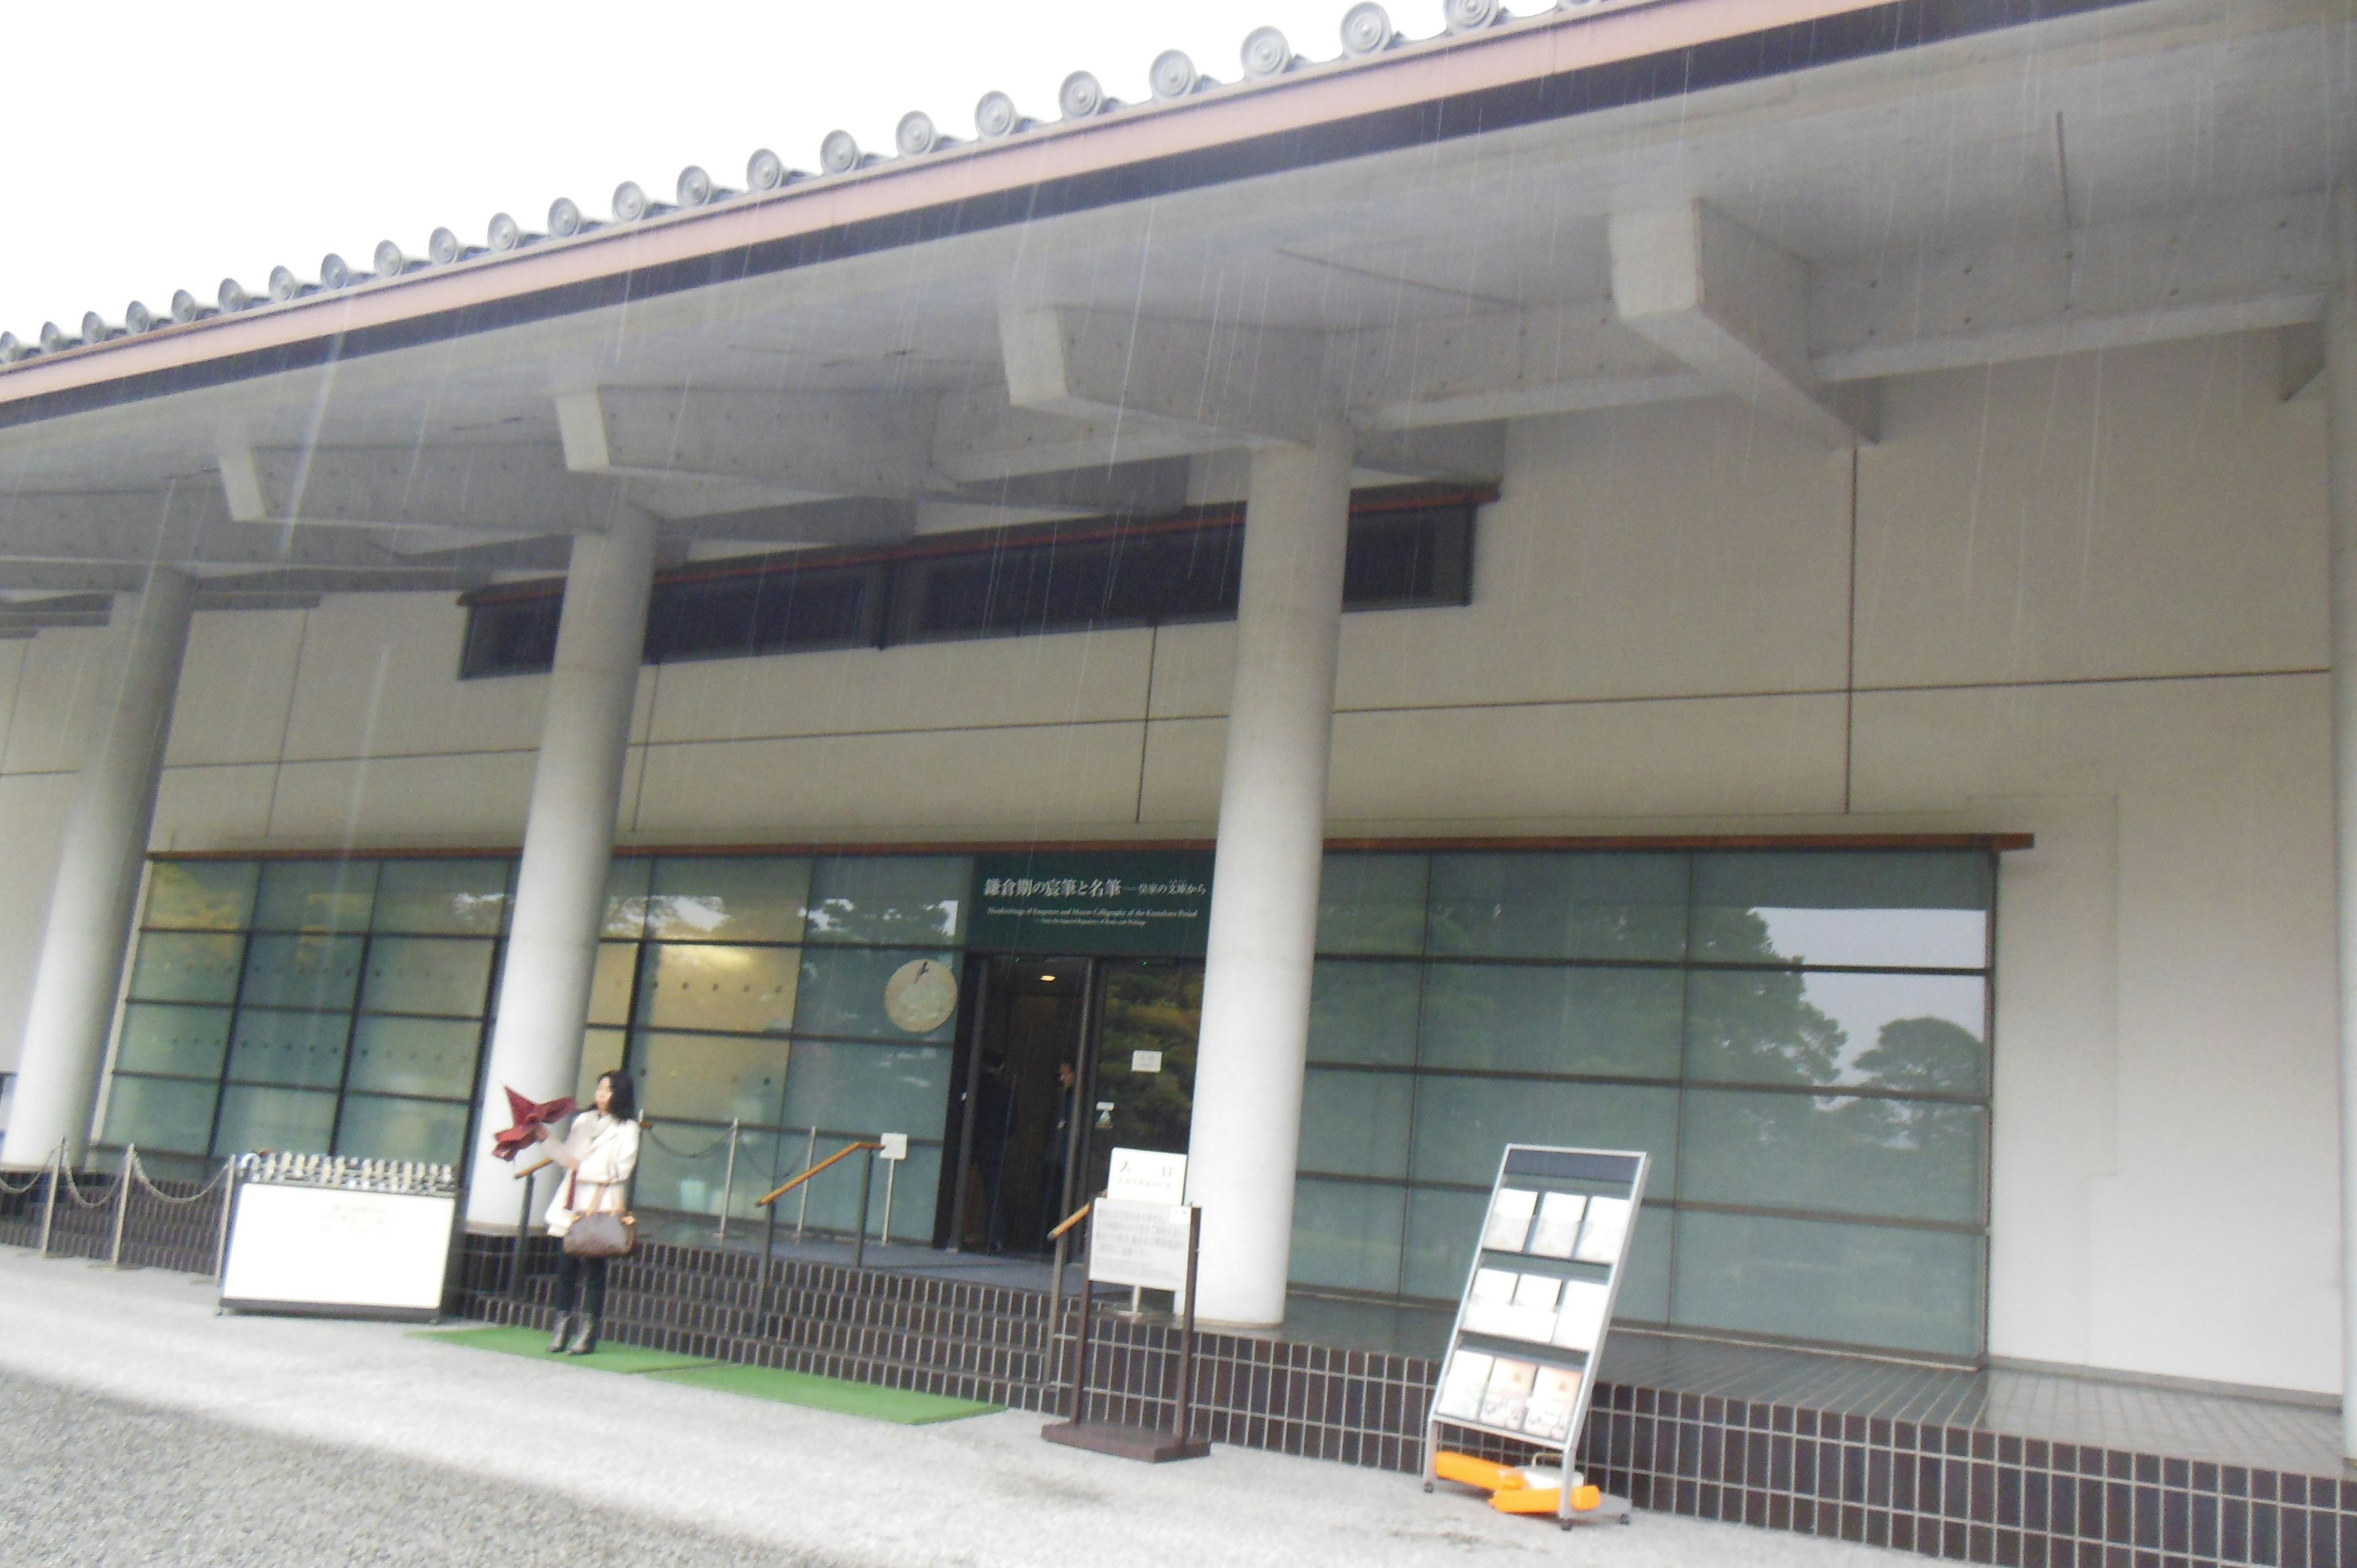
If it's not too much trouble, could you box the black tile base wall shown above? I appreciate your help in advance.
[451,1233,2357,1567]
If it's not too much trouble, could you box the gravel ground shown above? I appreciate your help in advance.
[0,1371,822,1568]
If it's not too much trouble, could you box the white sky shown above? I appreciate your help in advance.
[1,0,1410,337]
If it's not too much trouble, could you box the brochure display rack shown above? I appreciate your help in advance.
[219,1154,461,1321]
[1422,1145,1649,1528]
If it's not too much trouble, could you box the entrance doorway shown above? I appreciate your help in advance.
[939,956,1202,1255]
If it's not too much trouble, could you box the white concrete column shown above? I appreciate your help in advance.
[465,514,655,1225]
[1185,420,1353,1326]
[2,568,197,1167]
[2329,290,2357,1460]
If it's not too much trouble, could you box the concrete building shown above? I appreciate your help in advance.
[1,0,2353,1553]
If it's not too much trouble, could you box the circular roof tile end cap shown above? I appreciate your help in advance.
[1148,49,1200,100]
[218,277,251,312]
[319,253,353,290]
[548,197,584,238]
[39,320,71,353]
[819,129,862,175]
[975,90,1026,139]
[125,299,156,333]
[0,331,21,363]
[429,226,463,266]
[676,164,714,206]
[1239,25,1293,78]
[487,212,525,252]
[373,239,407,279]
[1442,0,1501,31]
[171,288,202,323]
[613,181,649,223]
[746,148,788,191]
[268,265,302,302]
[895,110,939,158]
[1058,70,1106,120]
[80,311,110,344]
[1341,2,1395,55]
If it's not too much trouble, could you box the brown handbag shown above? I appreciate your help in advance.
[560,1170,637,1258]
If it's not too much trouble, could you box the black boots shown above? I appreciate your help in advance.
[567,1315,600,1356]
[548,1313,573,1353]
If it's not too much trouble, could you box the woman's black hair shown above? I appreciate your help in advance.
[597,1069,638,1122]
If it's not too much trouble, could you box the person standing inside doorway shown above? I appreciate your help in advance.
[1039,1059,1078,1248]
[536,1070,640,1354]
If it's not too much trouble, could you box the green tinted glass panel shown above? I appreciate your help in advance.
[212,1085,336,1157]
[1298,1068,1411,1180]
[648,855,810,943]
[1678,1089,1984,1225]
[1306,962,1420,1067]
[794,948,961,1043]
[371,859,509,935]
[126,932,244,1005]
[805,855,968,945]
[637,1032,789,1126]
[239,935,364,1011]
[1290,1178,1406,1296]
[1427,852,1688,962]
[1616,1202,1674,1323]
[114,1003,232,1079]
[360,937,496,1018]
[1407,1077,1679,1191]
[577,1029,627,1110]
[637,1126,788,1221]
[642,944,799,1035]
[587,943,637,1027]
[335,1094,468,1164]
[1684,970,1986,1094]
[346,1015,481,1099]
[144,860,258,931]
[1316,854,1427,955]
[1691,851,1990,969]
[226,1009,351,1089]
[254,860,377,933]
[1670,1209,1983,1359]
[101,1076,219,1156]
[780,1040,951,1139]
[603,855,652,940]
[789,1138,939,1241]
[1419,964,1682,1078]
[1401,1185,1487,1301]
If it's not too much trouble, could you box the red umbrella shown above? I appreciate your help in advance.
[492,1086,576,1162]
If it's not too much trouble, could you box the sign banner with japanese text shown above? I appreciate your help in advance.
[968,851,1214,956]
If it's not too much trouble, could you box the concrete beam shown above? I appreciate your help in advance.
[1000,306,1327,447]
[557,387,950,499]
[220,441,626,535]
[1336,302,1704,430]
[1611,202,1873,447]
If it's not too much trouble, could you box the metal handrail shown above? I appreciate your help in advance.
[1047,1201,1092,1240]
[754,1141,880,1208]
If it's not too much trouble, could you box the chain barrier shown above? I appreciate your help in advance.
[125,1151,233,1205]
[641,1123,733,1161]
[57,1161,123,1210]
[0,1166,45,1196]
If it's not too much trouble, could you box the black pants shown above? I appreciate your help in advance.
[553,1253,607,1318]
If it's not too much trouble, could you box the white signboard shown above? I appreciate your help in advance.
[878,1132,909,1161]
[1088,1198,1193,1291]
[220,1184,457,1317]
[1105,1146,1186,1204]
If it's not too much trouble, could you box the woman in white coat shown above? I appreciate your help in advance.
[535,1069,641,1354]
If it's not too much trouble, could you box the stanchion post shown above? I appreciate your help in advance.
[851,1146,875,1271]
[880,1150,897,1248]
[1177,1207,1201,1447]
[106,1145,134,1269]
[717,1118,740,1244]
[794,1126,816,1243]
[509,1166,533,1302]
[36,1143,60,1259]
[1046,1229,1067,1386]
[1067,1232,1094,1424]
[211,1157,239,1279]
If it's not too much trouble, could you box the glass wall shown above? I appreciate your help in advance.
[1291,849,1994,1360]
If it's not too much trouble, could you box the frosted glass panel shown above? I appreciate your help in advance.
[144,860,258,931]
[1407,1077,1678,1191]
[638,1126,788,1221]
[1419,964,1682,1078]
[1685,970,1987,1094]
[226,1009,351,1089]
[1679,1089,1984,1225]
[1401,1185,1487,1301]
[126,932,244,1005]
[212,1086,336,1157]
[1290,1178,1405,1295]
[642,944,800,1035]
[1298,1068,1411,1180]
[335,1094,468,1164]
[791,1138,939,1240]
[576,1029,627,1110]
[1616,1202,1674,1323]
[254,860,377,933]
[603,855,652,939]
[1317,854,1427,955]
[780,1040,951,1139]
[1306,962,1420,1067]
[1691,851,1990,969]
[360,937,496,1018]
[636,1032,789,1126]
[648,855,808,943]
[805,855,967,945]
[794,948,961,1043]
[114,1003,232,1079]
[346,1015,481,1099]
[239,935,364,1012]
[101,1076,218,1155]
[1428,852,1687,962]
[371,859,509,935]
[587,942,637,1027]
[1671,1209,1983,1359]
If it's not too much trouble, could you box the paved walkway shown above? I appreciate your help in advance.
[0,1249,1901,1567]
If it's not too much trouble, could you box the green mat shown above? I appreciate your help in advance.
[414,1326,1000,1424]
[646,1362,1000,1426]
[412,1326,713,1376]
